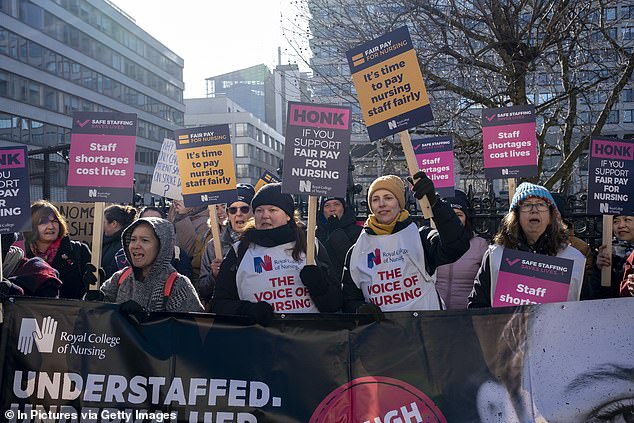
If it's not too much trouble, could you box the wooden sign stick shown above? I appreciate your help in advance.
[399,131,434,220]
[306,196,318,265]
[601,215,613,287]
[88,201,105,290]
[208,205,223,260]
[508,178,516,204]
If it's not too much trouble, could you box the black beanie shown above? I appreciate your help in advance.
[251,183,295,218]
[235,183,255,205]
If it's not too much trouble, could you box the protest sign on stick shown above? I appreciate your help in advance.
[411,135,455,197]
[346,26,435,219]
[175,125,237,258]
[255,170,281,193]
[587,137,634,286]
[150,138,183,200]
[68,112,137,289]
[282,102,352,264]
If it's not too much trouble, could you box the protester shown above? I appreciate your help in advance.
[169,199,210,276]
[468,183,587,308]
[212,183,342,324]
[18,200,91,299]
[191,203,227,284]
[342,173,470,313]
[1,232,61,298]
[434,191,488,310]
[315,197,362,281]
[100,217,203,312]
[621,249,634,296]
[476,300,633,422]
[113,206,193,278]
[199,184,255,304]
[590,214,634,298]
[102,204,137,279]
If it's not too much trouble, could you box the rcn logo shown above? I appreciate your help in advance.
[367,249,381,269]
[299,180,312,193]
[88,189,98,197]
[387,120,398,130]
[17,316,58,355]
[201,194,209,202]
[254,255,273,273]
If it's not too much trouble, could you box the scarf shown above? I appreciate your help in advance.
[365,210,410,236]
[29,237,63,265]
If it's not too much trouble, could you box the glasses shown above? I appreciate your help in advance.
[227,206,250,215]
[519,202,550,212]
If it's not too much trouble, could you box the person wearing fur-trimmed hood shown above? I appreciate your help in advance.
[100,217,203,312]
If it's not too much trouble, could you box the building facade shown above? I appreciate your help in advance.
[184,97,284,187]
[0,0,185,201]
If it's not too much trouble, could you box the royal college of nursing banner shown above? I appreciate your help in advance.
[0,298,632,422]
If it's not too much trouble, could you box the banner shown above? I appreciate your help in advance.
[481,106,537,178]
[493,249,574,307]
[282,102,352,197]
[52,202,97,247]
[174,125,237,207]
[410,135,455,197]
[67,112,137,203]
[347,26,433,140]
[0,146,30,233]
[254,170,280,193]
[1,298,631,422]
[150,138,183,201]
[587,137,634,215]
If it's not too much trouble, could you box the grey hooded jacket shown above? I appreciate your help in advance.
[101,217,204,312]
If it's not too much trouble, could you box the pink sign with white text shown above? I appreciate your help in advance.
[411,135,454,197]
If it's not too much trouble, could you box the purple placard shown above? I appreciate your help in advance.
[493,249,574,307]
[0,146,31,233]
[481,105,537,179]
[282,102,352,197]
[411,135,455,197]
[67,112,137,203]
[587,138,634,215]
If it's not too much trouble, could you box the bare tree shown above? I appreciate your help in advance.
[284,0,634,193]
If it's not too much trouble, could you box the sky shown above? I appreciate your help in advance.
[110,0,308,99]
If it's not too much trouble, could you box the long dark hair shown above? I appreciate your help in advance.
[493,207,568,255]
[26,200,68,242]
[237,211,307,262]
[104,204,137,228]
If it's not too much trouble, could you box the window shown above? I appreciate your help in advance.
[607,110,619,124]
[622,89,634,102]
[236,164,249,178]
[624,109,634,123]
[605,7,617,21]
[235,144,250,157]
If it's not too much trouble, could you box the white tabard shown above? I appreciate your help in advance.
[349,222,441,311]
[236,241,319,313]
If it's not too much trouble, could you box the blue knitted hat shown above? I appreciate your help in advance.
[509,182,557,213]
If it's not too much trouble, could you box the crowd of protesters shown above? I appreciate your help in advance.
[1,173,633,319]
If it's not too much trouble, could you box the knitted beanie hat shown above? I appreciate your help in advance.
[443,189,470,212]
[509,182,557,212]
[368,175,406,212]
[251,182,295,218]
[235,183,255,205]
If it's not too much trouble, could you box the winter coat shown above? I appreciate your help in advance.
[23,236,91,300]
[172,205,209,259]
[101,229,124,279]
[198,224,241,302]
[100,217,203,312]
[342,199,471,312]
[212,222,343,315]
[435,235,488,310]
[4,246,62,297]
[315,201,362,281]
[589,240,633,299]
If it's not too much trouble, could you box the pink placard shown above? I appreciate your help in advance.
[482,122,536,169]
[416,150,454,190]
[493,271,570,307]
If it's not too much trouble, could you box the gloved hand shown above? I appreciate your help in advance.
[326,214,341,230]
[0,279,24,299]
[82,263,105,289]
[356,302,385,322]
[300,265,328,296]
[407,171,439,206]
[119,299,145,316]
[243,301,274,326]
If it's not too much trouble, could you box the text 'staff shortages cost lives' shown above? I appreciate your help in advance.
[346,26,433,141]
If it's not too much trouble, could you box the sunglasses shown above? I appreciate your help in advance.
[227,206,251,215]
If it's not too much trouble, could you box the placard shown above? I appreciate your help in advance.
[0,146,30,233]
[52,202,96,247]
[493,249,574,307]
[67,112,137,203]
[150,138,183,201]
[587,137,634,215]
[346,26,433,140]
[282,102,352,197]
[174,125,237,207]
[481,105,537,178]
[254,170,281,193]
[410,135,455,197]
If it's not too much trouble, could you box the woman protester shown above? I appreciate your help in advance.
[342,173,470,313]
[590,214,634,298]
[212,183,342,324]
[199,184,255,304]
[468,183,587,308]
[19,200,91,299]
[102,204,137,279]
[434,191,488,310]
[100,217,203,312]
